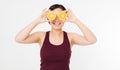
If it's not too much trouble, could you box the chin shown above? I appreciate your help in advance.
[52,25,63,30]
[53,27,62,30]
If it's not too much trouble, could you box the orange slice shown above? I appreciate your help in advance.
[58,11,67,21]
[47,11,56,20]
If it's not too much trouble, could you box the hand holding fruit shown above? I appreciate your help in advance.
[66,9,79,23]
[38,8,49,23]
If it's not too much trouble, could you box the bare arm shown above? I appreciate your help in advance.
[15,9,48,44]
[15,18,40,44]
[66,9,97,46]
[70,20,97,46]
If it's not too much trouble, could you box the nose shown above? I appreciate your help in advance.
[54,16,59,21]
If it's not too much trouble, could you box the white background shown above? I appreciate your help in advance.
[0,0,120,70]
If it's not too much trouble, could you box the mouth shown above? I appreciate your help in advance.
[53,22,61,26]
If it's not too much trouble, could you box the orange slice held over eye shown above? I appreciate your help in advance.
[58,11,67,21]
[47,11,67,21]
[47,11,56,21]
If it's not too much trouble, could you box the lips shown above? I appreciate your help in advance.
[53,22,61,26]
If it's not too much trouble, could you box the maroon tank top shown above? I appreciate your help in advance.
[40,31,72,70]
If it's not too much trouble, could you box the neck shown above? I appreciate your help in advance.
[50,29,63,36]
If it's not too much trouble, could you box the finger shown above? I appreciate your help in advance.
[67,9,72,15]
[66,9,69,13]
[41,8,46,13]
[67,8,70,11]
[67,9,73,14]
[42,8,49,14]
[42,8,47,11]
[66,11,71,18]
[63,10,67,13]
[65,17,70,22]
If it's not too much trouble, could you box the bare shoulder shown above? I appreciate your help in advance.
[32,31,46,38]
[67,32,78,38]
[66,32,84,47]
[38,31,46,37]
[36,31,47,48]
[67,32,83,39]
[66,32,72,38]
[66,32,76,47]
[66,32,78,42]
[36,31,46,41]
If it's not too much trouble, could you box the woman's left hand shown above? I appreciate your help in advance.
[66,9,79,24]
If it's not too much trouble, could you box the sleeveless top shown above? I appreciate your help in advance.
[40,31,72,70]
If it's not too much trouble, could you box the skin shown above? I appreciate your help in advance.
[15,8,97,48]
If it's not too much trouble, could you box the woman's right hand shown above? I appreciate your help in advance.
[37,8,49,23]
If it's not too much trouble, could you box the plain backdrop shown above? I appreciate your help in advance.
[0,0,120,70]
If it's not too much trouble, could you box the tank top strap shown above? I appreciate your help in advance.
[63,31,69,43]
[63,31,71,47]
[42,31,50,48]
[45,31,50,41]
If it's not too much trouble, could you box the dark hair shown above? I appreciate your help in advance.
[49,4,66,11]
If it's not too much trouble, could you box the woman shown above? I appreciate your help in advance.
[15,4,97,70]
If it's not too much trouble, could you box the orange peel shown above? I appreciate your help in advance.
[47,11,56,20]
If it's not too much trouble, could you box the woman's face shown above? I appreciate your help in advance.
[49,8,66,30]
